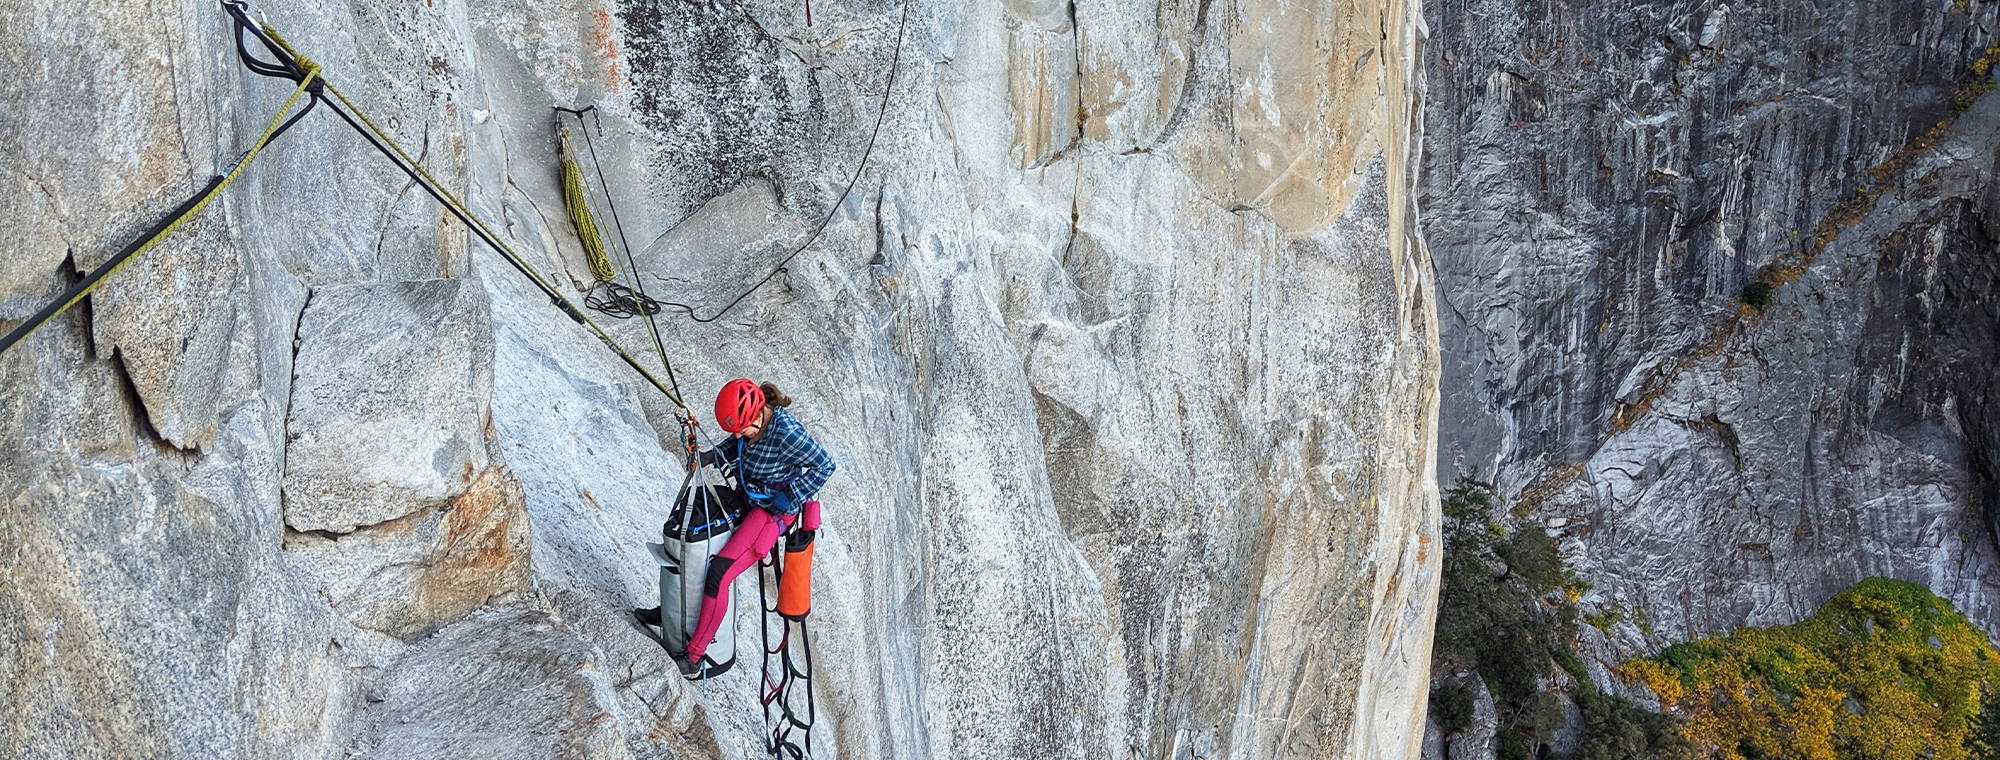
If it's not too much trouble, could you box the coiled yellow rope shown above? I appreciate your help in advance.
[559,127,618,283]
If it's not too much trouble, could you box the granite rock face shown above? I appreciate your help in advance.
[283,279,494,536]
[0,1,1439,758]
[1424,0,2000,753]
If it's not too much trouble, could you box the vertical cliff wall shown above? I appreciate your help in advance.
[1425,0,2000,711]
[0,1,1439,757]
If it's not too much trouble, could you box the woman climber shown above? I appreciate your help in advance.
[678,378,835,676]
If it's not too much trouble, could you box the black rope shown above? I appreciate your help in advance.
[224,4,327,142]
[305,96,560,317]
[649,0,909,325]
[583,280,662,318]
[0,175,222,357]
[224,5,576,332]
[234,34,292,78]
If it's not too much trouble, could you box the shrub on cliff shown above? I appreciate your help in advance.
[1740,280,1777,311]
[1622,578,2000,760]
[1432,680,1476,735]
[1569,687,1691,760]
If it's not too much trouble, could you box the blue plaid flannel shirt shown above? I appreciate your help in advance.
[716,407,835,510]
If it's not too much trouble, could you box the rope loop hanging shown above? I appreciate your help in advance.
[559,126,619,284]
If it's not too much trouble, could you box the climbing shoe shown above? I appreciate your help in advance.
[676,655,701,679]
[632,606,662,627]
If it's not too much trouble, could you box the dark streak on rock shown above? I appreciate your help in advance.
[1151,0,1221,150]
[616,0,830,219]
[278,285,314,535]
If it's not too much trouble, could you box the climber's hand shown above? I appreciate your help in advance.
[695,448,723,468]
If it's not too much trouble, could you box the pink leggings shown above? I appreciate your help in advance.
[685,501,820,661]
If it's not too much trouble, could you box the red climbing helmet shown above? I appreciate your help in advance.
[714,378,767,434]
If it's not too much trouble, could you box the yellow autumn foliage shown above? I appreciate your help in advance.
[1624,578,2000,760]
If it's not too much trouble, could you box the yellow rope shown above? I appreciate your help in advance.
[37,64,320,327]
[262,24,693,416]
[559,127,618,283]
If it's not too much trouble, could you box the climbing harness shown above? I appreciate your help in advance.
[647,0,909,325]
[0,36,321,357]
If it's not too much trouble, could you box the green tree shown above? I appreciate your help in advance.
[1431,477,1685,758]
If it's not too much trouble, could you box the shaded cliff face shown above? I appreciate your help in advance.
[0,1,1438,758]
[1425,0,2000,719]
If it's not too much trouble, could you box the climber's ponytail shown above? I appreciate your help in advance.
[759,381,793,407]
